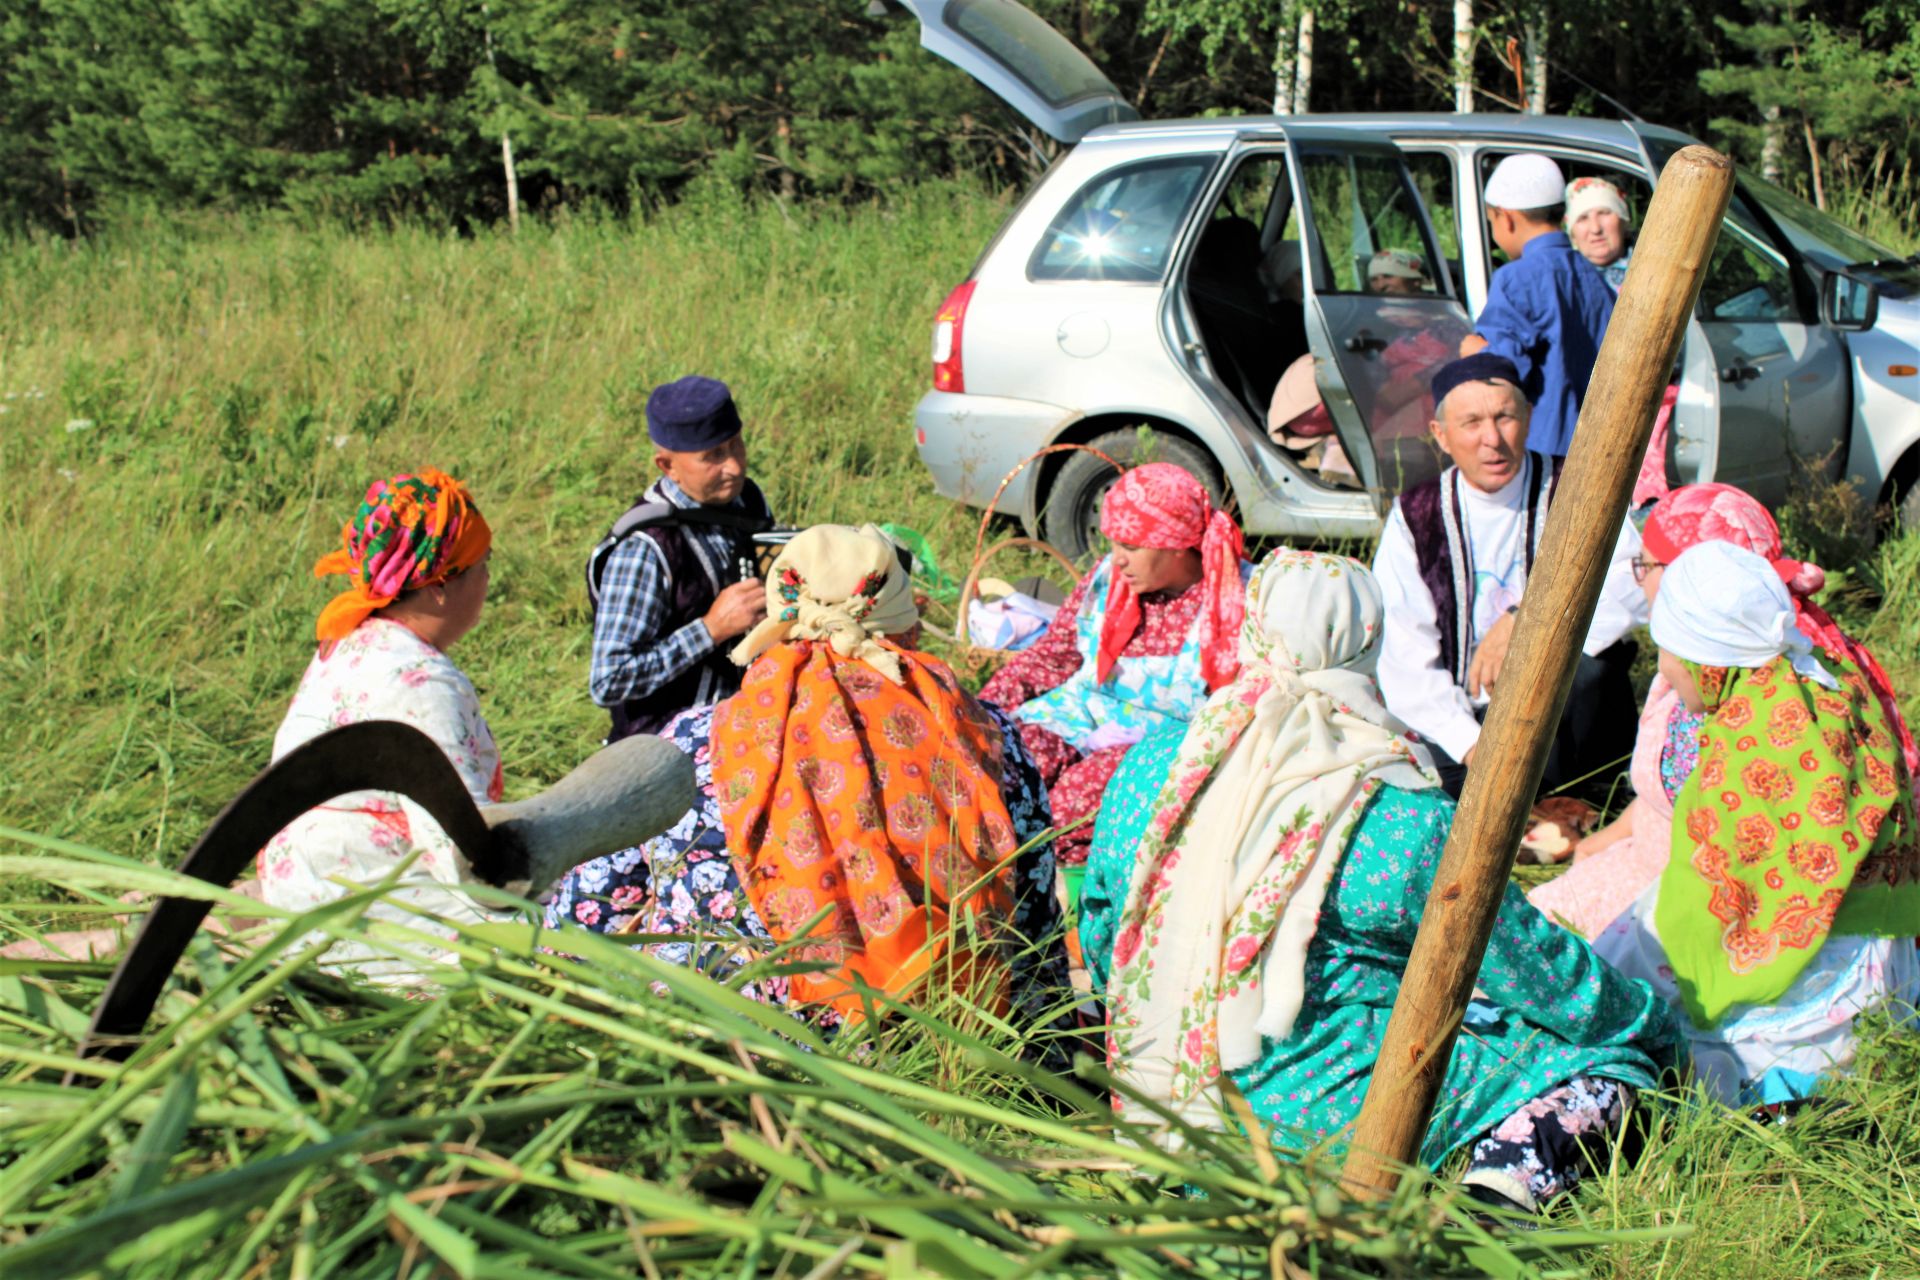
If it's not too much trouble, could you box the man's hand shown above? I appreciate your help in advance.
[1466,610,1517,699]
[702,579,767,644]
[1459,332,1489,357]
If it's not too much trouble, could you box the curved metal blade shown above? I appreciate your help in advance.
[77,721,500,1063]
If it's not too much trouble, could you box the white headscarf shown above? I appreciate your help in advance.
[1105,549,1438,1138]
[729,524,920,683]
[1650,541,1837,688]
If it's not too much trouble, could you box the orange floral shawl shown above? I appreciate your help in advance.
[711,641,1021,1018]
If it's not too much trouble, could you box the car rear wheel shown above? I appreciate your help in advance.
[1039,429,1227,563]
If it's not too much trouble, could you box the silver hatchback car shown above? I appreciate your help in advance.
[900,0,1920,558]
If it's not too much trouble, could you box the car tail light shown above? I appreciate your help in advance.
[932,280,975,394]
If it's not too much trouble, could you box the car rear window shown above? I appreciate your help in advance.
[1029,156,1215,283]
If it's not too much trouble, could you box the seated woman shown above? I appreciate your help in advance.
[1531,482,1916,938]
[980,463,1249,862]
[257,468,512,983]
[545,525,1062,1024]
[1080,548,1674,1214]
[1593,541,1920,1107]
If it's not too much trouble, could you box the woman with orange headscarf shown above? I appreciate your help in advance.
[544,524,1063,1024]
[257,468,509,983]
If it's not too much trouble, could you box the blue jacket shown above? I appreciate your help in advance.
[1473,231,1615,457]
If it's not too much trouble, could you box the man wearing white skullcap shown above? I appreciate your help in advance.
[1458,153,1616,457]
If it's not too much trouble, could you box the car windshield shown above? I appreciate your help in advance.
[1740,177,1899,269]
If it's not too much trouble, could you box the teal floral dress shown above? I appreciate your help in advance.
[1082,725,1676,1167]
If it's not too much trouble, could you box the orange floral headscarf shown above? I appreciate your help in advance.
[313,468,491,645]
[711,525,1020,1018]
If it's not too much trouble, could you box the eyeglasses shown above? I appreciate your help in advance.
[1631,556,1663,584]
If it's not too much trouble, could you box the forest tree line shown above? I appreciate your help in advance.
[0,0,1914,231]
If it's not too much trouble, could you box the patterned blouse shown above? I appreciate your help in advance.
[257,618,507,983]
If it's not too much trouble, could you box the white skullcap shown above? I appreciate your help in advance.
[1484,153,1568,211]
[1650,541,1837,687]
[1565,176,1630,226]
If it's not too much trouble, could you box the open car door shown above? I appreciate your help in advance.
[1283,126,1472,501]
[892,0,1139,143]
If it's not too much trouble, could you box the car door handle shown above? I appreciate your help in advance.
[1344,331,1387,354]
[1719,363,1761,384]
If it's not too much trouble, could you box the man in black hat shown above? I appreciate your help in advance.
[1370,353,1644,800]
[587,375,777,740]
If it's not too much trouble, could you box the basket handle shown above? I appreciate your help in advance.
[954,535,1079,646]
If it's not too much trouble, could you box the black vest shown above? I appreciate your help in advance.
[587,480,774,740]
[1398,452,1561,687]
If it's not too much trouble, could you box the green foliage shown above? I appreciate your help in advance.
[5,0,1918,228]
[1700,0,1920,216]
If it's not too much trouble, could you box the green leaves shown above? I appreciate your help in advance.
[0,847,1614,1278]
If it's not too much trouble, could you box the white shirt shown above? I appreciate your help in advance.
[1372,460,1648,762]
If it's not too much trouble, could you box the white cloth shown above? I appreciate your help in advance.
[1649,541,1837,689]
[965,591,1057,651]
[257,618,508,984]
[1107,550,1437,1137]
[1372,458,1648,762]
[1595,878,1920,1105]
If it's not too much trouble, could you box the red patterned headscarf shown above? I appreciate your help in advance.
[313,468,492,647]
[1643,482,1916,772]
[1096,463,1246,692]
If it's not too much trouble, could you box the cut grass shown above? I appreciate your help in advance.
[3,188,1919,1276]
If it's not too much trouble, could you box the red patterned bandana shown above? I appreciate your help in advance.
[1644,483,1916,772]
[1096,463,1245,691]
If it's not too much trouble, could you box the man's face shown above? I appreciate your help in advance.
[655,433,748,505]
[1431,380,1530,491]
[1571,207,1628,269]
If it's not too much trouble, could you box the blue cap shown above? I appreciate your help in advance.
[646,375,743,452]
[1431,352,1526,409]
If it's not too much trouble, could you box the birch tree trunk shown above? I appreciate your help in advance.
[1272,5,1296,114]
[500,131,521,233]
[1453,0,1475,113]
[1761,104,1784,183]
[482,5,519,234]
[1524,10,1548,114]
[1292,8,1315,115]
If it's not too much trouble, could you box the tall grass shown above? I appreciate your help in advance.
[0,182,1014,869]
[4,185,1920,1276]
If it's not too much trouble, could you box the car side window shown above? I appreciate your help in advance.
[1699,194,1800,322]
[1029,156,1214,283]
[1474,149,1651,274]
[1296,149,1447,297]
[1403,150,1461,288]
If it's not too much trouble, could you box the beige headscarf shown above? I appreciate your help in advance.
[1105,549,1438,1137]
[730,524,920,683]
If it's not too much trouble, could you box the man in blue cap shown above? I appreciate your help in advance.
[1372,354,1644,804]
[587,375,777,740]
[1458,152,1615,457]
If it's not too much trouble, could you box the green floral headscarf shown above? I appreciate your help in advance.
[1657,653,1920,1026]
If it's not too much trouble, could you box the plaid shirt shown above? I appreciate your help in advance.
[588,477,747,708]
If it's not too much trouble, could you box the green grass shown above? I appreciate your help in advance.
[4,187,1920,1276]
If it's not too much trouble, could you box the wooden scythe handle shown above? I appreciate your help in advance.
[1340,146,1734,1193]
[77,721,506,1064]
